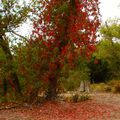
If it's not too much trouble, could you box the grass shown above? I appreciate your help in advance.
[91,80,120,93]
[90,83,106,92]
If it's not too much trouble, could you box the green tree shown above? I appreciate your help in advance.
[88,56,109,83]
[0,0,31,95]
[94,19,120,80]
[94,40,120,80]
[100,19,120,43]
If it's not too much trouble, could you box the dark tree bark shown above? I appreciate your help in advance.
[3,78,7,95]
[46,75,57,100]
[0,35,22,95]
[70,0,76,8]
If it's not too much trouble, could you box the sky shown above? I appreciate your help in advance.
[19,0,120,37]
[100,0,120,22]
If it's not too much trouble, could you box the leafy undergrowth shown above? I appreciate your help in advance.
[0,98,120,120]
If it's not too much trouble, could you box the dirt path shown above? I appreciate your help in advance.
[91,92,120,120]
[0,93,120,120]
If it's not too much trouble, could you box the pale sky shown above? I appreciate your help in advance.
[100,0,120,22]
[19,0,120,37]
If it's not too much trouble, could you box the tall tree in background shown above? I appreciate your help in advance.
[0,0,30,95]
[100,19,120,43]
[31,0,100,99]
[96,19,120,79]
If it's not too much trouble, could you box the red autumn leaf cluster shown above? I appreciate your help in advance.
[28,0,100,84]
[32,0,100,63]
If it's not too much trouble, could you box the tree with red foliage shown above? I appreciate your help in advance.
[31,0,100,99]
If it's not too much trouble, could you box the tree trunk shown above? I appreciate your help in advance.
[79,80,90,92]
[27,87,40,104]
[3,78,7,95]
[0,35,22,95]
[70,0,75,7]
[46,76,57,100]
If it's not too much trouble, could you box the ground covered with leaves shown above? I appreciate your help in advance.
[0,93,120,120]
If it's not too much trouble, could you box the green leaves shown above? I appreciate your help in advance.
[0,0,31,35]
[93,40,120,80]
[100,20,120,40]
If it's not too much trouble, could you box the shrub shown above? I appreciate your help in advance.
[62,70,90,91]
[88,57,109,83]
[60,56,90,92]
[59,91,90,102]
[79,93,90,101]
[104,85,112,92]
[72,94,79,102]
[72,93,90,102]
[114,85,120,93]
[59,71,82,91]
[91,83,106,92]
[107,80,120,93]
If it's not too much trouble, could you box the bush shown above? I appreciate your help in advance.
[92,80,120,93]
[72,94,79,102]
[114,85,120,93]
[79,93,90,101]
[88,57,109,83]
[65,93,90,102]
[107,80,120,93]
[91,83,106,92]
[92,40,120,80]
[60,70,90,91]
[72,93,90,102]
[104,85,112,92]
[14,42,48,97]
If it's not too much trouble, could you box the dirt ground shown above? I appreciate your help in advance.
[0,92,120,120]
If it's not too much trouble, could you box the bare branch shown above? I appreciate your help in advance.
[0,9,5,12]
[10,31,28,40]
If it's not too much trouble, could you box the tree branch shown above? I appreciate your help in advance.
[105,21,114,45]
[10,31,28,40]
[0,9,5,12]
[70,0,76,8]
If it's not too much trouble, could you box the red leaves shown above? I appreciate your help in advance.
[0,99,118,120]
[48,31,55,36]
[30,0,100,83]
[49,62,57,71]
[94,59,99,64]
[45,14,51,22]
[88,45,96,52]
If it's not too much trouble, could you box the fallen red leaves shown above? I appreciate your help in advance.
[0,98,120,120]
